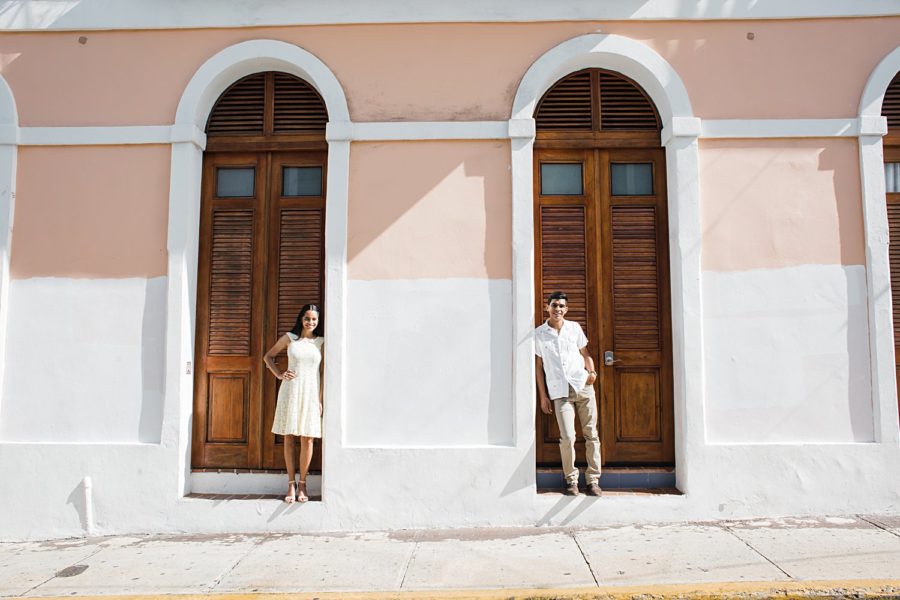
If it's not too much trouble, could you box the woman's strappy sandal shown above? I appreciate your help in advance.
[297,480,309,503]
[284,479,298,503]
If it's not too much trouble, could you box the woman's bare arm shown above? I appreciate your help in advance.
[318,342,325,414]
[263,334,292,380]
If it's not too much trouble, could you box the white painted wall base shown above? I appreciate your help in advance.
[0,440,897,541]
[703,265,873,443]
[0,269,896,538]
[0,277,166,443]
[344,278,513,447]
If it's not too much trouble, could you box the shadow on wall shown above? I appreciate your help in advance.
[502,439,537,497]
[139,277,167,443]
[345,141,513,446]
[467,143,514,447]
[818,145,873,441]
[346,141,510,279]
[700,140,873,442]
[817,144,865,279]
[65,478,88,535]
[699,144,779,266]
[700,139,866,271]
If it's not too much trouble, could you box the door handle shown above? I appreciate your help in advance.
[604,350,621,366]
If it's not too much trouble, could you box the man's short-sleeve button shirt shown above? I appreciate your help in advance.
[534,319,589,400]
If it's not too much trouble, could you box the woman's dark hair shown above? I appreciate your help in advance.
[290,303,324,338]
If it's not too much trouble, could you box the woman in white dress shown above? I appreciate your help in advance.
[263,303,324,503]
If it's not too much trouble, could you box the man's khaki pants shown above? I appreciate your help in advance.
[553,383,602,486]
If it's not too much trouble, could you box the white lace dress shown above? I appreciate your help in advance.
[271,333,323,438]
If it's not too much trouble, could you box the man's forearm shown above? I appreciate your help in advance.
[536,373,549,403]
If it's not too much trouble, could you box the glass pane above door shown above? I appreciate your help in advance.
[283,166,323,196]
[540,163,583,196]
[887,163,900,194]
[611,163,653,196]
[216,167,255,197]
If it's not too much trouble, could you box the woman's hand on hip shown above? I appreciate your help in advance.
[279,369,297,381]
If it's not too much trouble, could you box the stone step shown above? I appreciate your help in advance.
[537,466,675,489]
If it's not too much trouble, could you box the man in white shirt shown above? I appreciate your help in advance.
[534,291,602,496]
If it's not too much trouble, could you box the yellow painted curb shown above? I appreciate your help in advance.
[23,579,900,600]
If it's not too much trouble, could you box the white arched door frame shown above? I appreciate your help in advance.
[858,46,900,443]
[508,33,703,490]
[164,39,351,493]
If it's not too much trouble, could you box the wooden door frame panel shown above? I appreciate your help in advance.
[192,152,269,469]
[534,145,675,467]
[262,151,327,470]
[597,148,675,465]
[533,148,598,465]
[193,148,328,471]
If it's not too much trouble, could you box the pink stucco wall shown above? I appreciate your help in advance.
[348,141,512,280]
[700,138,865,272]
[0,18,897,125]
[3,21,884,279]
[10,146,170,279]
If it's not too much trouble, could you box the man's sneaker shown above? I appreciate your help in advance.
[587,483,603,496]
[564,482,580,496]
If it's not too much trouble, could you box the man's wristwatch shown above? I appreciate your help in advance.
[588,370,597,376]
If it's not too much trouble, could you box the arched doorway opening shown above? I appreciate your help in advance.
[534,68,675,468]
[191,71,328,471]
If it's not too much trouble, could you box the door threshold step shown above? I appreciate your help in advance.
[537,467,675,490]
[190,471,322,496]
[186,493,321,502]
[192,468,323,474]
[537,487,681,496]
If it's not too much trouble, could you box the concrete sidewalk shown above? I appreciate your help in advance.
[2,515,900,598]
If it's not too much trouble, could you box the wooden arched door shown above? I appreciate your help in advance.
[534,69,675,466]
[191,72,328,471]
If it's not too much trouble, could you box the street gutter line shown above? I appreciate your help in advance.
[572,531,600,587]
[721,524,793,580]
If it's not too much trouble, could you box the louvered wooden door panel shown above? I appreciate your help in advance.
[599,149,674,463]
[193,152,327,470]
[263,152,326,469]
[193,153,267,468]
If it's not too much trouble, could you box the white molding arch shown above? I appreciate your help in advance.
[860,47,900,121]
[163,39,351,495]
[174,39,350,132]
[858,46,900,444]
[511,33,694,134]
[0,73,17,421]
[509,33,704,492]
